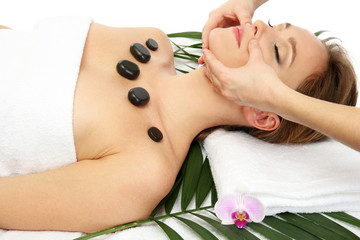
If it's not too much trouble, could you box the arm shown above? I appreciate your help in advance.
[0,154,173,233]
[276,86,360,151]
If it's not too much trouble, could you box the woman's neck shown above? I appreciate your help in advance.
[157,67,250,156]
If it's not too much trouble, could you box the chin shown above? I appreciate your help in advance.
[209,28,247,68]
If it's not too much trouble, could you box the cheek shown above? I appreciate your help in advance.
[209,28,248,68]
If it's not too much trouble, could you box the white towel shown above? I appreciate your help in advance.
[203,129,360,215]
[0,16,92,177]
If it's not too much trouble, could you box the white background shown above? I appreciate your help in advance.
[0,0,359,78]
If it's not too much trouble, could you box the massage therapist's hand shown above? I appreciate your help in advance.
[203,39,286,112]
[199,0,268,64]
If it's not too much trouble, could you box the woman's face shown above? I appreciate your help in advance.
[208,20,328,89]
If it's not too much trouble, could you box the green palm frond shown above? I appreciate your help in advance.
[167,31,202,39]
[315,30,328,37]
[76,32,360,240]
[168,31,202,74]
[314,30,342,43]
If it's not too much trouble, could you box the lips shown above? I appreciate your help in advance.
[232,26,244,48]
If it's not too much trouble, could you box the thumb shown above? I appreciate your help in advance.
[239,16,252,26]
[247,40,265,64]
[203,49,228,78]
[202,12,224,49]
[235,11,252,26]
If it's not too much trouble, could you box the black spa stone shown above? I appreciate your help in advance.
[128,87,150,106]
[116,60,140,80]
[146,38,158,51]
[130,43,151,63]
[148,127,163,142]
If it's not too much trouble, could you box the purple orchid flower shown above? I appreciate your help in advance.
[214,192,265,228]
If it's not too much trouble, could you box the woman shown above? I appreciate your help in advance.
[202,0,360,149]
[0,13,356,233]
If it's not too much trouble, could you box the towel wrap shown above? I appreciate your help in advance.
[0,16,92,177]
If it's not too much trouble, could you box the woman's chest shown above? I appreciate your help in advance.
[72,23,177,161]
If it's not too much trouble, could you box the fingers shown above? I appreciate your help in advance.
[202,11,224,50]
[202,66,220,93]
[200,15,220,64]
[239,16,252,26]
[200,11,252,65]
[203,49,238,101]
[198,55,205,65]
[202,49,227,91]
[202,49,227,81]
[203,64,238,101]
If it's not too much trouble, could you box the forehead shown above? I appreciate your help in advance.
[280,24,328,89]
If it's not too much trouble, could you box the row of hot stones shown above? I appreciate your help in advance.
[116,38,163,143]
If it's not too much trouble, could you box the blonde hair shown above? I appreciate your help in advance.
[197,41,358,144]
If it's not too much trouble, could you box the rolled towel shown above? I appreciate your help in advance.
[203,129,360,215]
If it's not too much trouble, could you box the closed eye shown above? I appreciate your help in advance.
[274,44,280,64]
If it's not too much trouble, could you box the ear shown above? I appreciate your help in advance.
[243,107,280,131]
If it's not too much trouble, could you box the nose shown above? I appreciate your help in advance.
[252,20,268,39]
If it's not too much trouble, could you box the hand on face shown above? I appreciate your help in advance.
[202,39,283,112]
[199,0,256,64]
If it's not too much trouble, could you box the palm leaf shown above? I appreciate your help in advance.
[187,43,203,49]
[195,157,213,208]
[279,212,346,240]
[314,30,328,37]
[247,222,292,240]
[263,216,320,240]
[211,184,218,205]
[168,31,202,73]
[164,158,187,214]
[155,220,184,240]
[299,213,360,240]
[175,216,219,240]
[167,31,202,39]
[225,224,260,239]
[324,36,342,43]
[181,141,203,211]
[325,212,360,228]
[164,180,182,214]
[192,213,243,240]
[175,68,190,74]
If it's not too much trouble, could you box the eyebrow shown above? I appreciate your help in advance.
[284,23,297,67]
